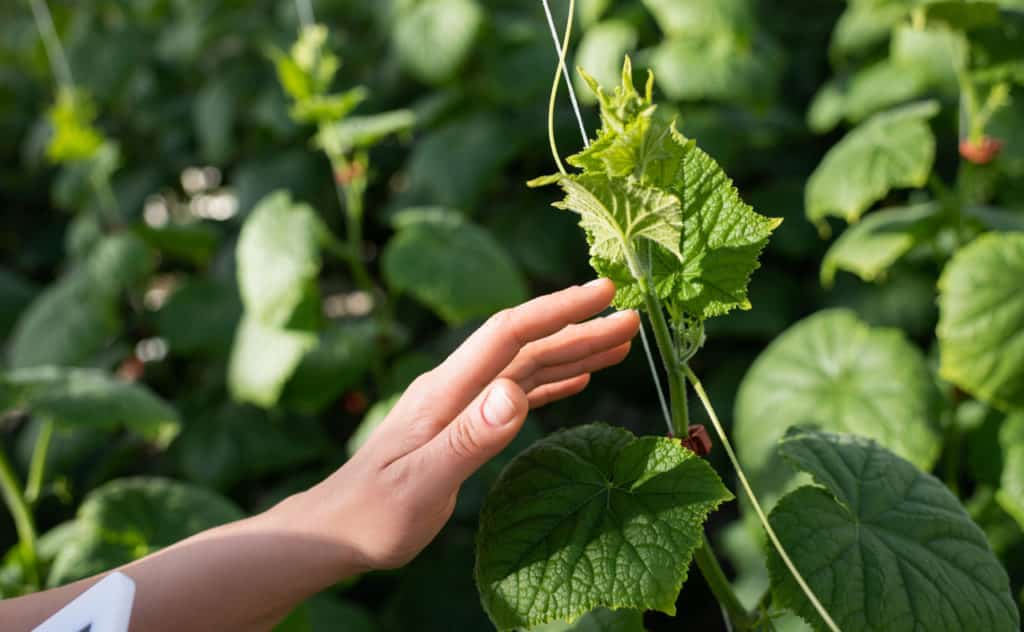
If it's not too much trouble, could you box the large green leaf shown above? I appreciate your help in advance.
[383,210,527,325]
[393,0,483,84]
[820,203,941,285]
[236,190,323,328]
[806,101,939,226]
[475,423,732,630]
[937,232,1024,410]
[48,477,244,586]
[997,412,1024,529]
[531,60,779,319]
[807,62,931,134]
[768,429,1019,632]
[0,367,180,446]
[228,314,317,408]
[734,309,942,504]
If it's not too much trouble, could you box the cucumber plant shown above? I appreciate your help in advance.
[472,3,1021,630]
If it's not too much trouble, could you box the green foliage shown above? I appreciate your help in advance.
[768,429,1019,632]
[998,412,1024,530]
[392,0,484,85]
[383,209,527,325]
[531,59,779,320]
[735,309,942,503]
[475,424,732,630]
[805,101,939,227]
[937,232,1024,410]
[48,477,243,586]
[529,607,645,632]
[0,367,180,446]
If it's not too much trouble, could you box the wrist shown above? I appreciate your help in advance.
[259,486,370,579]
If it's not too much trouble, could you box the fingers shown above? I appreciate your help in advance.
[412,378,530,489]
[527,373,591,408]
[417,279,616,427]
[502,309,639,391]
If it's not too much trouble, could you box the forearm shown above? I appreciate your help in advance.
[3,490,363,632]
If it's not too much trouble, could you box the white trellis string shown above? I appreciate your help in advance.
[539,0,674,438]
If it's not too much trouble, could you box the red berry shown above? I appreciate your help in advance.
[959,136,1004,165]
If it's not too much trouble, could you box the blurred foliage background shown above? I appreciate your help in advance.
[1,0,1022,630]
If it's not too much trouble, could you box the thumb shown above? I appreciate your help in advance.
[421,378,529,488]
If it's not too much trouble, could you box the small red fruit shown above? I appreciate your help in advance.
[342,391,369,415]
[959,136,1004,165]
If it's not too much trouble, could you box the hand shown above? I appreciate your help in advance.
[275,279,639,572]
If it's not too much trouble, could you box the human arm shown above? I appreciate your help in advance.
[2,279,638,631]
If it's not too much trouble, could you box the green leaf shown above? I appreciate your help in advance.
[393,0,484,84]
[316,109,416,159]
[228,314,317,408]
[646,33,780,105]
[997,412,1024,529]
[641,0,754,38]
[830,3,908,61]
[806,101,939,226]
[0,268,36,340]
[280,320,379,414]
[156,278,242,357]
[890,24,965,90]
[768,429,1019,632]
[8,274,119,370]
[938,232,1024,410]
[236,190,323,328]
[383,211,527,325]
[0,367,180,446]
[46,87,105,164]
[533,60,779,319]
[475,423,732,630]
[734,309,942,505]
[820,202,941,285]
[808,62,931,134]
[49,477,244,586]
[136,222,220,266]
[527,607,645,631]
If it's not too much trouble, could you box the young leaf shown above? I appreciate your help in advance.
[0,367,180,447]
[768,429,1019,632]
[531,59,779,319]
[48,477,244,586]
[937,232,1024,411]
[806,101,939,227]
[475,424,732,630]
[997,412,1024,530]
[820,202,941,286]
[382,210,527,326]
[734,309,942,505]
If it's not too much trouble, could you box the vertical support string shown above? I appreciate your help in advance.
[539,0,674,437]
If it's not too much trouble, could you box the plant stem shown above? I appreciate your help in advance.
[693,534,756,630]
[0,446,40,588]
[685,366,841,632]
[25,420,54,505]
[638,286,687,437]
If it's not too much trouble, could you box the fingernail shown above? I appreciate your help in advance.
[608,309,637,319]
[483,385,517,427]
[584,278,605,288]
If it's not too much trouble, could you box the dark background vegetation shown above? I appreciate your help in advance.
[1,1,1021,630]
